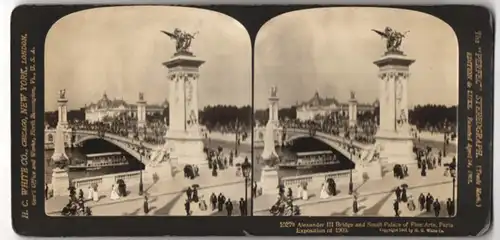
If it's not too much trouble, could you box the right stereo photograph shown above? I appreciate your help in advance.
[251,7,458,218]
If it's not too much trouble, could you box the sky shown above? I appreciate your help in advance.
[254,7,459,110]
[45,6,251,111]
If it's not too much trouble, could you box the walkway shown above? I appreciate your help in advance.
[253,161,455,215]
[46,164,248,215]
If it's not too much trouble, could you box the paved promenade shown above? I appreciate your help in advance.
[46,163,249,216]
[254,161,456,216]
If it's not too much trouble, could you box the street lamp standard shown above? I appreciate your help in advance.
[241,157,251,216]
[348,140,354,195]
[138,141,144,196]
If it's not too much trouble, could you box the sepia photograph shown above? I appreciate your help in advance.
[43,6,253,217]
[252,7,458,217]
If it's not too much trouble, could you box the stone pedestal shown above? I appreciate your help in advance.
[373,53,415,165]
[137,99,147,129]
[163,54,206,166]
[348,98,358,127]
[51,167,69,196]
[261,121,279,160]
[259,165,279,194]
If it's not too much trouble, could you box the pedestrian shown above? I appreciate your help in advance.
[252,182,257,198]
[143,196,149,215]
[185,199,191,216]
[287,187,293,200]
[433,199,441,217]
[395,186,402,202]
[226,199,233,216]
[418,193,425,211]
[239,198,246,216]
[401,187,408,202]
[393,200,400,217]
[186,187,193,202]
[425,193,433,212]
[45,184,49,200]
[352,196,359,215]
[210,193,217,211]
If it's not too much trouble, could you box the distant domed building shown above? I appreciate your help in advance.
[85,92,167,123]
[296,91,377,121]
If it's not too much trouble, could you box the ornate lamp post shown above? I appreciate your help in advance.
[138,141,144,196]
[348,139,354,195]
[241,157,251,216]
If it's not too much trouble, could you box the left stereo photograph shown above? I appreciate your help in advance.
[43,5,253,217]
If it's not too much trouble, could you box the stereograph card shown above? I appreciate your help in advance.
[10,4,493,237]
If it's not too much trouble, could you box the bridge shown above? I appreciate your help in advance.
[282,128,378,165]
[45,129,166,166]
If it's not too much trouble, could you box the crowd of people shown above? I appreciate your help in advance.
[60,186,93,216]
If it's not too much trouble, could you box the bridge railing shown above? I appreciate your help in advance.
[72,170,142,190]
[281,169,357,190]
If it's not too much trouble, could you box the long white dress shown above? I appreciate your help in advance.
[110,185,120,200]
[92,188,99,202]
[296,186,302,200]
[319,184,329,199]
[302,188,309,200]
[87,187,93,200]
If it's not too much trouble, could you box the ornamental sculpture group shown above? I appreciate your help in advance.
[161,28,198,55]
[372,27,408,54]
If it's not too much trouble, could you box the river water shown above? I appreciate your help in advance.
[44,138,250,183]
[253,137,355,181]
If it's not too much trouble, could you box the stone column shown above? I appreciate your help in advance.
[373,53,415,165]
[51,92,69,196]
[57,97,68,129]
[137,93,147,129]
[268,86,279,127]
[348,96,358,127]
[163,54,206,166]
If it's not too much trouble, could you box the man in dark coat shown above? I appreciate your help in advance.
[421,163,427,177]
[186,187,193,202]
[210,193,217,211]
[45,184,49,200]
[395,186,402,202]
[225,199,233,216]
[239,198,246,216]
[287,188,293,200]
[401,187,408,202]
[217,193,226,212]
[252,182,257,198]
[418,193,426,211]
[212,164,218,177]
[185,199,191,216]
[393,200,400,217]
[352,196,359,215]
[433,199,441,217]
[143,196,149,215]
[192,188,199,203]
[425,193,434,212]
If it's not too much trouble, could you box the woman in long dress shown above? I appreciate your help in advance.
[301,184,309,201]
[319,183,329,199]
[110,184,120,200]
[92,185,99,202]
[87,186,93,200]
[296,184,302,200]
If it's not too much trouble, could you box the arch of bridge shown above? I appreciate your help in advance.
[72,131,154,162]
[284,128,368,164]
